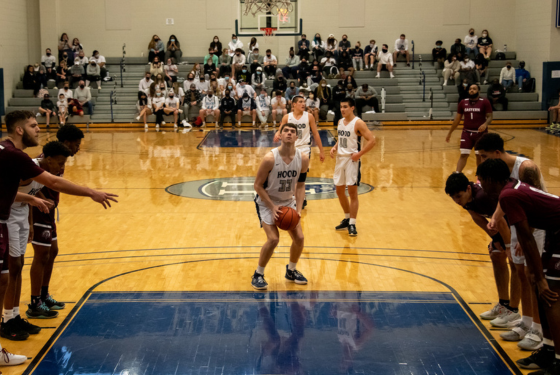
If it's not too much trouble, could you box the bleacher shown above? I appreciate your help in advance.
[3,51,547,127]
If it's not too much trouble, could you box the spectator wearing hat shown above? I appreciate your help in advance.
[393,34,410,67]
[499,61,516,90]
[38,93,56,127]
[283,47,300,79]
[271,90,287,126]
[432,41,447,69]
[231,48,246,77]
[228,35,244,57]
[355,84,379,117]
[256,88,271,127]
[515,61,531,92]
[263,49,278,79]
[297,34,310,61]
[237,92,256,127]
[251,67,266,89]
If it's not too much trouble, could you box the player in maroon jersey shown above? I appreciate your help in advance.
[446,84,493,173]
[477,158,560,372]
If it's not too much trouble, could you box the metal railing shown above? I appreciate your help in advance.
[428,88,434,120]
[420,71,426,102]
[381,87,386,113]
[411,40,415,69]
[110,81,117,123]
[120,43,126,88]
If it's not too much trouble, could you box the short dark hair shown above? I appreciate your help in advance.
[474,133,504,152]
[266,49,272,53]
[340,97,355,108]
[476,159,511,184]
[292,95,305,103]
[5,110,35,133]
[445,173,470,196]
[382,44,388,49]
[56,124,84,143]
[43,141,71,158]
[400,34,406,37]
[436,40,443,45]
[280,122,297,133]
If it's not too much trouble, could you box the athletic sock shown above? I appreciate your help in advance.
[544,338,554,346]
[521,316,533,327]
[506,305,519,313]
[499,299,510,307]
[31,295,42,308]
[288,262,297,271]
[256,265,265,275]
[556,353,560,360]
[41,286,49,301]
[532,322,543,334]
[349,218,356,225]
[3,309,13,322]
[13,307,19,318]
[344,213,350,219]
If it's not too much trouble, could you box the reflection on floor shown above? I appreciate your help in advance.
[34,291,513,374]
[199,129,337,148]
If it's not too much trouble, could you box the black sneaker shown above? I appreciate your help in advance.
[13,315,41,335]
[251,271,268,290]
[348,224,358,237]
[302,199,307,209]
[44,295,65,310]
[542,361,560,375]
[26,302,59,319]
[0,319,29,341]
[517,346,555,369]
[285,265,308,285]
[335,218,350,230]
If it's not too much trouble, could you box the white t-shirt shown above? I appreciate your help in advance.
[248,42,259,52]
[58,88,73,99]
[165,64,178,76]
[90,55,106,65]
[228,40,244,56]
[271,97,286,107]
[218,77,236,88]
[165,97,180,109]
[202,95,219,110]
[306,98,320,109]
[196,80,210,93]
[377,51,394,65]
[321,57,336,67]
[139,78,154,93]
[57,99,68,111]
[464,35,478,49]
[236,84,255,98]
[152,96,165,109]
[76,56,89,65]
[394,38,408,51]
[264,55,277,64]
[460,60,475,69]
[41,55,56,68]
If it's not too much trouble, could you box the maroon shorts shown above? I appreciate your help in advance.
[544,230,560,280]
[31,207,57,247]
[0,223,10,272]
[460,129,488,155]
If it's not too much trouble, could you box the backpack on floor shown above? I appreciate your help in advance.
[522,78,535,93]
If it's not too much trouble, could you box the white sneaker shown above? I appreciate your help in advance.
[136,116,141,121]
[375,73,380,78]
[0,348,27,366]
[480,303,506,320]
[518,329,544,351]
[500,321,529,341]
[215,122,219,128]
[174,123,178,128]
[156,124,160,129]
[36,113,41,117]
[161,121,166,125]
[506,318,523,328]
[390,73,395,78]
[365,65,369,69]
[54,86,58,90]
[483,80,488,85]
[328,110,335,115]
[490,309,521,327]
[201,123,206,128]
[182,120,191,128]
[144,124,148,129]
[443,80,448,86]
[178,109,183,113]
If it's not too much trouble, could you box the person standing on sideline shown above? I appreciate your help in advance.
[330,98,376,236]
[252,123,310,290]
[445,84,492,173]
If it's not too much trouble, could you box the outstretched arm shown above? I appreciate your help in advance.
[273,114,290,142]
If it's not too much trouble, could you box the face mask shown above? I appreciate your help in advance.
[482,33,487,37]
[169,95,174,99]
[470,32,474,36]
[507,66,511,69]
[225,77,230,81]
[228,86,232,89]
[242,69,247,73]
[464,59,469,62]
[382,49,388,53]
[63,54,68,58]
[257,71,261,74]
[232,39,237,43]
[260,94,265,98]
[343,37,347,41]
[267,54,271,57]
[208,94,213,97]
[436,45,441,48]
[95,54,99,58]
[463,83,468,87]
[355,46,359,49]
[171,39,175,42]
[47,52,51,56]
[321,84,326,87]
[157,93,161,97]
[520,64,525,69]
[214,39,218,42]
[225,91,230,96]
[79,84,84,88]
[64,86,69,90]
[160,86,165,90]
[155,39,159,42]
[278,77,283,80]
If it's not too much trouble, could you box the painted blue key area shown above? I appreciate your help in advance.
[199,129,337,148]
[33,292,513,375]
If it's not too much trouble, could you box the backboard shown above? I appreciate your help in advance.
[236,0,302,37]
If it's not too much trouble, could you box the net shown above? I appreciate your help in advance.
[243,0,294,17]
[261,27,277,39]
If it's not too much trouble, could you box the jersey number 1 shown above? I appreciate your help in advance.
[278,179,292,192]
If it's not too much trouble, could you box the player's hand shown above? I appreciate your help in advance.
[29,197,51,213]
[330,147,336,158]
[445,134,451,143]
[351,153,360,162]
[272,205,283,221]
[537,279,559,307]
[487,218,498,232]
[478,123,487,132]
[273,131,281,142]
[515,243,523,257]
[90,190,119,209]
[319,151,325,163]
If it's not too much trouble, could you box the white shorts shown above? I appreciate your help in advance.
[296,145,311,158]
[255,198,296,227]
[7,207,29,257]
[510,226,546,265]
[243,110,252,116]
[334,156,361,186]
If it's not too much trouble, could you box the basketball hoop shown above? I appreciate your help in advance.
[243,0,294,17]
[261,27,277,40]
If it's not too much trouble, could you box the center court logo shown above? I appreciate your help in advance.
[166,177,373,201]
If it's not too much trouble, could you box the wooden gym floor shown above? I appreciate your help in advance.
[5,126,560,374]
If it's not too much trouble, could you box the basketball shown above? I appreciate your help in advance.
[275,206,300,231]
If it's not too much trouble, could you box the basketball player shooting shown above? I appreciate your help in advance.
[252,123,310,290]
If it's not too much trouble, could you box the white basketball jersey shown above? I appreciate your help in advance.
[511,156,547,192]
[289,111,311,150]
[337,116,360,157]
[12,159,44,210]
[257,147,302,205]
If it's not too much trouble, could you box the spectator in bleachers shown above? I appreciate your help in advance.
[235,79,256,100]
[343,74,357,90]
[76,50,88,66]
[165,58,179,90]
[285,81,300,106]
[298,34,310,61]
[205,48,219,66]
[23,65,41,96]
[450,39,466,60]
[312,33,326,62]
[71,38,84,59]
[86,60,101,89]
[308,66,323,91]
[36,65,48,90]
[478,30,493,59]
[432,41,447,69]
[515,61,531,92]
[165,35,182,64]
[59,81,73,100]
[56,60,69,89]
[69,59,85,88]
[57,93,68,125]
[190,63,202,80]
[237,66,251,84]
[271,91,287,126]
[232,49,247,77]
[458,55,476,85]
[209,74,220,96]
[283,47,300,79]
[326,35,338,59]
[263,50,278,79]
[45,66,57,87]
[228,35,244,57]
[297,58,311,86]
[464,28,478,58]
[60,51,69,67]
[346,83,356,100]
[90,51,107,78]
[376,45,395,78]
[321,51,338,76]
[499,62,515,90]
[196,75,210,95]
[475,53,488,84]
[42,48,56,69]
[219,72,236,92]
[332,80,347,127]
[457,78,470,102]
[248,48,263,68]
[548,88,560,126]
[338,50,353,74]
[250,59,262,77]
[204,58,217,78]
[355,83,379,116]
[252,67,266,89]
[58,33,72,61]
[306,91,320,122]
[487,79,508,110]
[352,42,364,71]
[256,88,271,127]
[164,90,182,127]
[272,74,287,96]
[67,97,84,118]
[136,91,152,129]
[393,34,410,67]
[185,83,202,115]
[75,80,93,115]
[210,36,223,57]
[442,54,460,86]
[139,72,153,95]
[38,93,56,127]
[198,90,220,127]
[249,37,259,53]
[364,40,378,71]
[219,89,235,127]
[337,34,351,61]
[149,57,164,78]
[153,73,168,93]
[151,90,166,128]
[219,49,232,77]
[315,79,332,119]
[148,35,165,63]
[237,92,256,126]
